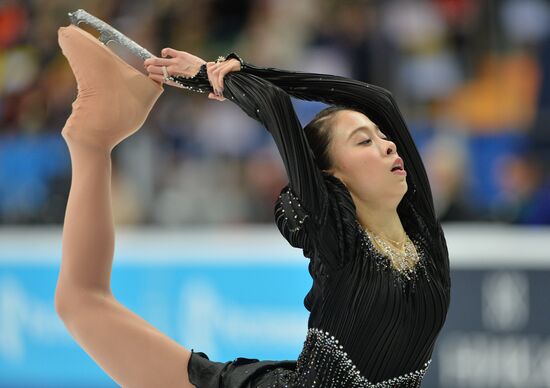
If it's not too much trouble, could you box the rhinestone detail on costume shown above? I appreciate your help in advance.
[258,367,296,388]
[168,63,210,93]
[276,186,309,232]
[356,219,430,292]
[283,328,431,387]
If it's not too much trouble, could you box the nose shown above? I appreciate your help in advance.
[385,139,396,155]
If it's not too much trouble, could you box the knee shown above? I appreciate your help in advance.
[54,284,77,322]
[54,284,92,323]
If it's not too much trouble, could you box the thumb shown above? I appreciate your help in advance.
[161,47,176,58]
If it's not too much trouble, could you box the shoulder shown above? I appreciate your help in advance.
[400,197,450,287]
[274,173,355,237]
[274,173,360,268]
[274,185,311,250]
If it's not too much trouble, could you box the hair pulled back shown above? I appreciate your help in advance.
[303,105,356,171]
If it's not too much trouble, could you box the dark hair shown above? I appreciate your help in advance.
[303,105,356,171]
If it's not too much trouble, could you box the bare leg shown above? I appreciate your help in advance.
[55,25,195,388]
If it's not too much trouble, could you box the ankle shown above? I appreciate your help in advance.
[63,134,113,158]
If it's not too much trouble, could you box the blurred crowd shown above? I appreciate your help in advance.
[1,0,549,226]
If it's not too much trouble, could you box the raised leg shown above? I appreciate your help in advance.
[55,25,196,388]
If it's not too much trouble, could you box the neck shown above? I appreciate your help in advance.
[354,197,404,243]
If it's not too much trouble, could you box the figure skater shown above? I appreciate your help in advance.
[55,22,450,388]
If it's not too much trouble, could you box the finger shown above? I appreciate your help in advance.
[208,93,226,102]
[208,64,221,95]
[213,63,225,95]
[229,59,242,72]
[217,66,226,94]
[161,47,180,58]
[146,65,165,75]
[148,73,165,84]
[206,62,215,87]
[206,62,216,89]
[144,56,175,67]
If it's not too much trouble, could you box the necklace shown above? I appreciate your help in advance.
[377,229,406,250]
[362,224,406,249]
[364,226,419,273]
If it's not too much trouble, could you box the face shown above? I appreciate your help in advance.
[325,110,408,209]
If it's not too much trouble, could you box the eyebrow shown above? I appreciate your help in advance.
[347,124,380,140]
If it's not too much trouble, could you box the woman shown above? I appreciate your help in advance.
[55,22,449,388]
[143,48,451,387]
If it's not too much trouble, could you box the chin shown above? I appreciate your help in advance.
[400,185,408,198]
[393,184,408,202]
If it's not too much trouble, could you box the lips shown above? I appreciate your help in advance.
[390,157,404,172]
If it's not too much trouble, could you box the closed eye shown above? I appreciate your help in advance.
[358,139,372,145]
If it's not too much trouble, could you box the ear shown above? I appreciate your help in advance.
[322,167,335,175]
[323,167,347,187]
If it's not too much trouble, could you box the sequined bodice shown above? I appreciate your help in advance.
[256,328,432,388]
[295,328,430,387]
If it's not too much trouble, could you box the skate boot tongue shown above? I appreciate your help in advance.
[58,24,163,151]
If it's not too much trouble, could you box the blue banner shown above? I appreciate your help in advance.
[1,227,549,387]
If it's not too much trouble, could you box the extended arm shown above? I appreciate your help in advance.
[160,57,330,225]
[221,71,329,224]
